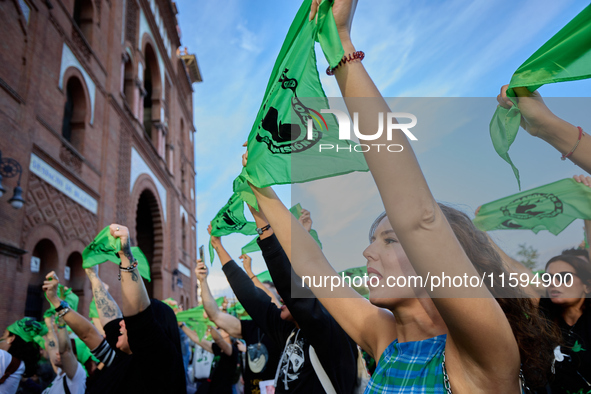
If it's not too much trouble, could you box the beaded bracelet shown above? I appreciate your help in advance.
[561,126,585,161]
[118,259,139,281]
[326,51,365,75]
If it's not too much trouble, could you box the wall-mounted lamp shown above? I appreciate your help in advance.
[0,150,25,209]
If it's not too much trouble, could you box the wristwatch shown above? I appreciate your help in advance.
[55,300,69,313]
[256,224,271,235]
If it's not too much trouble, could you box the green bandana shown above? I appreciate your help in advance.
[88,299,99,319]
[44,284,80,317]
[227,302,251,321]
[82,227,151,281]
[489,4,591,189]
[7,318,48,343]
[162,298,179,311]
[232,0,367,209]
[82,226,121,268]
[176,297,224,341]
[474,178,591,235]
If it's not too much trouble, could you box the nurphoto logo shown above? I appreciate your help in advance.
[307,110,418,152]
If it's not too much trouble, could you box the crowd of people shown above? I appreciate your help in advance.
[2,0,591,393]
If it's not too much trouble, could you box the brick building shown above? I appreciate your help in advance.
[0,0,201,330]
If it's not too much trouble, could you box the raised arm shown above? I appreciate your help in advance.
[210,327,233,356]
[325,0,518,373]
[195,260,242,338]
[180,324,214,353]
[55,313,79,379]
[44,315,78,380]
[85,265,123,328]
[42,271,103,351]
[239,253,281,307]
[498,86,591,173]
[110,224,150,316]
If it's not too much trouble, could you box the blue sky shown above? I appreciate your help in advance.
[176,0,591,296]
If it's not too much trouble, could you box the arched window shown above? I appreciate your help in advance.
[73,0,94,43]
[25,240,59,320]
[122,53,135,112]
[61,77,87,153]
[143,44,161,142]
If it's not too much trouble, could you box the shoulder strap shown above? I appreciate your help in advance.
[63,373,72,394]
[0,355,21,384]
[309,345,337,394]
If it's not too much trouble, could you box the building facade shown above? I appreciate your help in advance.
[0,0,201,330]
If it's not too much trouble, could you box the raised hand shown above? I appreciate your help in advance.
[239,254,252,274]
[110,224,134,262]
[573,174,591,187]
[299,209,313,232]
[42,271,61,308]
[207,223,222,249]
[195,260,208,282]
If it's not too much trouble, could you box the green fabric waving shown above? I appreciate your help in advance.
[233,0,367,208]
[474,178,591,235]
[89,299,99,319]
[7,318,48,343]
[176,297,225,341]
[209,192,257,263]
[82,227,151,281]
[490,4,591,189]
[227,302,251,321]
[44,284,80,319]
[82,226,121,267]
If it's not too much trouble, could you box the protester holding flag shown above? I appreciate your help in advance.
[211,215,359,393]
[0,318,44,394]
[40,313,86,394]
[195,258,281,394]
[497,85,591,175]
[245,0,560,392]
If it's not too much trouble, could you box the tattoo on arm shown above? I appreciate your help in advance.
[94,286,123,319]
[121,240,134,262]
[48,340,56,348]
[130,270,139,282]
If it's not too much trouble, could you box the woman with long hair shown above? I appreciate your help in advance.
[245,0,560,392]
[540,253,591,393]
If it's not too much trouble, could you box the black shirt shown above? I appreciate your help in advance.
[197,342,239,394]
[549,308,591,393]
[222,234,358,393]
[240,320,281,394]
[87,302,187,394]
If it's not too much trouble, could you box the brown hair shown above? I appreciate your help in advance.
[370,204,561,388]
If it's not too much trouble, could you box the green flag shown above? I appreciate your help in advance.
[227,301,251,321]
[7,318,48,343]
[474,178,591,235]
[89,299,99,319]
[82,227,151,281]
[233,0,368,208]
[176,297,224,341]
[490,4,591,189]
[241,203,323,254]
[339,266,369,299]
[209,192,257,263]
[82,226,121,267]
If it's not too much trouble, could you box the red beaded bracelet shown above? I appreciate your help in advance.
[561,126,584,161]
[326,51,365,75]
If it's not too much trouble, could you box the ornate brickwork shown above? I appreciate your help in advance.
[116,122,132,224]
[59,143,83,174]
[23,174,97,245]
[125,0,138,46]
[71,26,92,61]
